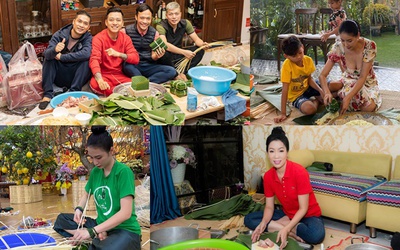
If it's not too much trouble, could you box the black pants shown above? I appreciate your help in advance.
[42,59,92,98]
[53,213,141,250]
[158,46,205,73]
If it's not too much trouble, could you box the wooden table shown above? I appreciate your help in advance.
[10,91,250,125]
[171,91,250,121]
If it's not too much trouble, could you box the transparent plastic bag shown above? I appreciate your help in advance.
[4,42,43,110]
[0,54,8,107]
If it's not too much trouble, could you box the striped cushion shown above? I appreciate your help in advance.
[367,180,400,207]
[309,172,386,202]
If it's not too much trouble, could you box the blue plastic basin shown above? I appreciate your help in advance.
[0,233,56,248]
[50,91,99,108]
[188,66,236,96]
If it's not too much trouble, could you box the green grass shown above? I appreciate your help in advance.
[366,32,400,68]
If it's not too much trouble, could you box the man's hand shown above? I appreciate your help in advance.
[153,47,166,60]
[55,53,62,61]
[182,49,195,60]
[55,38,66,53]
[274,114,288,123]
[98,78,110,91]
[105,48,121,58]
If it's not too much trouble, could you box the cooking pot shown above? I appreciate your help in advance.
[345,237,388,250]
[238,56,251,75]
[150,223,199,250]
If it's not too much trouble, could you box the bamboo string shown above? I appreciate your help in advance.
[175,41,234,74]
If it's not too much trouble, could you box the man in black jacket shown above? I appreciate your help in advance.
[39,10,92,110]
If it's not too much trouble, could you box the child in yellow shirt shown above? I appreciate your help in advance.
[275,36,324,123]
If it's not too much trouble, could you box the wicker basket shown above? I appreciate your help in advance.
[71,180,96,211]
[10,184,42,204]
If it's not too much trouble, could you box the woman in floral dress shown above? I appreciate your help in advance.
[319,20,382,114]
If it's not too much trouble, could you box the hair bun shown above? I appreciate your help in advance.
[271,126,285,136]
[91,126,107,135]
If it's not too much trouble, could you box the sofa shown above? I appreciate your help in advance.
[366,155,400,237]
[265,149,392,234]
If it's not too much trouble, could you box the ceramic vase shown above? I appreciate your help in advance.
[171,163,186,184]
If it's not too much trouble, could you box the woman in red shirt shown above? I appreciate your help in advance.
[244,127,325,248]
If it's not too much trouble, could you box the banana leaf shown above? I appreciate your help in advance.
[184,194,264,220]
[257,85,291,116]
[162,92,176,104]
[92,116,125,125]
[114,99,143,110]
[145,109,174,124]
[173,113,185,125]
[292,109,329,125]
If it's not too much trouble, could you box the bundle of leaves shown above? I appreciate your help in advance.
[90,93,185,125]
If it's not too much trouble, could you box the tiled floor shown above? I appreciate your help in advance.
[252,59,400,91]
[0,191,150,249]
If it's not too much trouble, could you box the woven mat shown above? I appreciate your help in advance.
[251,88,400,125]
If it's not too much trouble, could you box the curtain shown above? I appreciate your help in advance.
[150,126,181,224]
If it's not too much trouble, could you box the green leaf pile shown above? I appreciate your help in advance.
[326,98,340,113]
[90,93,185,125]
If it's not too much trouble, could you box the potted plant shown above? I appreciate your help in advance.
[362,3,392,36]
[74,165,89,181]
[55,163,73,195]
[168,145,196,184]
[0,126,57,203]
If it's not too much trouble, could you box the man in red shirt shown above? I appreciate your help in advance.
[244,127,325,248]
[89,7,139,96]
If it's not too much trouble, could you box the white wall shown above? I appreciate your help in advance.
[241,0,250,44]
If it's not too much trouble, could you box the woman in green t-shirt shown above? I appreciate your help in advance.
[53,126,141,250]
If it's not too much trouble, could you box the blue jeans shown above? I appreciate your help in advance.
[42,59,91,98]
[53,213,141,250]
[123,61,177,84]
[0,50,12,67]
[244,210,325,244]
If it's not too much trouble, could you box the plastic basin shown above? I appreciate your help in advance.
[188,66,236,96]
[159,239,248,250]
[0,233,56,248]
[50,91,99,108]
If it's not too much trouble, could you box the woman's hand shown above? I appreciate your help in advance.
[97,231,108,241]
[276,227,290,250]
[73,210,83,225]
[324,93,333,106]
[251,221,267,243]
[340,96,350,115]
[70,228,91,245]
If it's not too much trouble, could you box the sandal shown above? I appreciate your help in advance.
[39,97,51,110]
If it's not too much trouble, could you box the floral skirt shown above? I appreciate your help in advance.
[338,77,382,111]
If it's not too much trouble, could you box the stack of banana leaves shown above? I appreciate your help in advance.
[89,92,185,125]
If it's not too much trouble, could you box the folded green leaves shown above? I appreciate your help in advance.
[90,93,185,125]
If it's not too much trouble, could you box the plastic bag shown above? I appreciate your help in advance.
[4,41,43,110]
[0,54,8,107]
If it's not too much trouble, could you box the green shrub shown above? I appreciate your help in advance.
[362,3,392,26]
